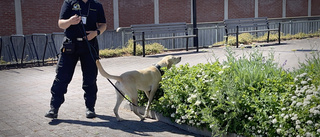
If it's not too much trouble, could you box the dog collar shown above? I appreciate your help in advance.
[155,64,165,76]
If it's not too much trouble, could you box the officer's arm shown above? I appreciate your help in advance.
[58,14,81,30]
[95,23,107,36]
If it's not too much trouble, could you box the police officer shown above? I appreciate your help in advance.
[45,0,106,119]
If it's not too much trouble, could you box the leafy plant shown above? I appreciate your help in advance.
[99,39,164,58]
[214,30,320,46]
[137,46,320,136]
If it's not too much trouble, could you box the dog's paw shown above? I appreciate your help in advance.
[143,114,149,119]
[140,117,146,121]
[116,117,124,122]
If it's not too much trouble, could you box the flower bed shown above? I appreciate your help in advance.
[138,47,320,136]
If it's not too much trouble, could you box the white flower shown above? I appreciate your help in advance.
[181,115,187,120]
[294,78,299,82]
[306,90,314,95]
[218,71,224,75]
[248,117,252,121]
[191,110,195,114]
[187,97,192,102]
[222,65,230,69]
[306,132,312,137]
[317,129,320,133]
[292,96,297,100]
[210,97,217,100]
[272,119,277,124]
[276,128,281,134]
[296,102,303,107]
[175,119,181,124]
[190,94,197,98]
[196,123,201,126]
[284,115,289,120]
[187,94,197,102]
[303,101,310,106]
[299,73,307,78]
[171,113,175,118]
[301,81,308,85]
[296,120,301,125]
[296,125,301,129]
[307,78,312,81]
[281,108,286,111]
[195,100,201,106]
[306,120,313,125]
[291,114,298,121]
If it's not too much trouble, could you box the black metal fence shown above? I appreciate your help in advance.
[1,17,320,68]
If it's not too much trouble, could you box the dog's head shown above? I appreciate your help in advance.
[161,55,181,69]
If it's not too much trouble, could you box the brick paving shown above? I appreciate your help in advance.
[0,38,319,137]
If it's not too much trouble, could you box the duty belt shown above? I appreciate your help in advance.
[76,38,84,41]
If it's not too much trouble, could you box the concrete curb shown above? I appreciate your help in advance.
[123,103,243,137]
[123,103,216,137]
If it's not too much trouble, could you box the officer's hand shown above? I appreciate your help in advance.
[84,31,97,41]
[69,14,81,25]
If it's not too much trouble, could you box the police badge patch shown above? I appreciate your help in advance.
[72,3,81,10]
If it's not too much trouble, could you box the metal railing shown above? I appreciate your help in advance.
[1,17,320,68]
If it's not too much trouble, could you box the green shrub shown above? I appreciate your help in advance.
[214,30,320,46]
[99,39,164,58]
[138,46,320,136]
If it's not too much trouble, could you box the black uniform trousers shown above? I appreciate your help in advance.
[50,37,99,111]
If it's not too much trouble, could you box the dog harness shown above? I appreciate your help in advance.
[155,64,165,76]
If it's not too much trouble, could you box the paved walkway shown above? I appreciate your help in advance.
[0,38,319,137]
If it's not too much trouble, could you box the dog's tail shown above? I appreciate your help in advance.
[96,60,122,81]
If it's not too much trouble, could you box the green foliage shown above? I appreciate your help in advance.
[294,50,320,86]
[137,46,320,136]
[99,39,164,58]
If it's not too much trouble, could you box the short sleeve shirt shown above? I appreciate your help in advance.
[59,0,106,40]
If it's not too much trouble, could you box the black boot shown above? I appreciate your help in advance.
[45,108,58,119]
[86,108,96,118]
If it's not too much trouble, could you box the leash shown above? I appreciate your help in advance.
[79,18,137,107]
[106,78,137,106]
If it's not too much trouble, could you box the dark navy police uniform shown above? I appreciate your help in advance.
[49,0,106,115]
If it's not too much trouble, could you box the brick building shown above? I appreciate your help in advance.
[0,0,320,36]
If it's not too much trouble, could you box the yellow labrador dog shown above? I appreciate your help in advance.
[96,55,181,121]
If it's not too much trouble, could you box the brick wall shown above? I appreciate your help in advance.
[259,0,282,18]
[286,0,308,17]
[1,0,319,36]
[100,0,114,31]
[20,0,62,35]
[118,0,154,26]
[311,0,320,16]
[229,0,255,19]
[159,0,191,23]
[0,0,16,36]
[197,0,224,22]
